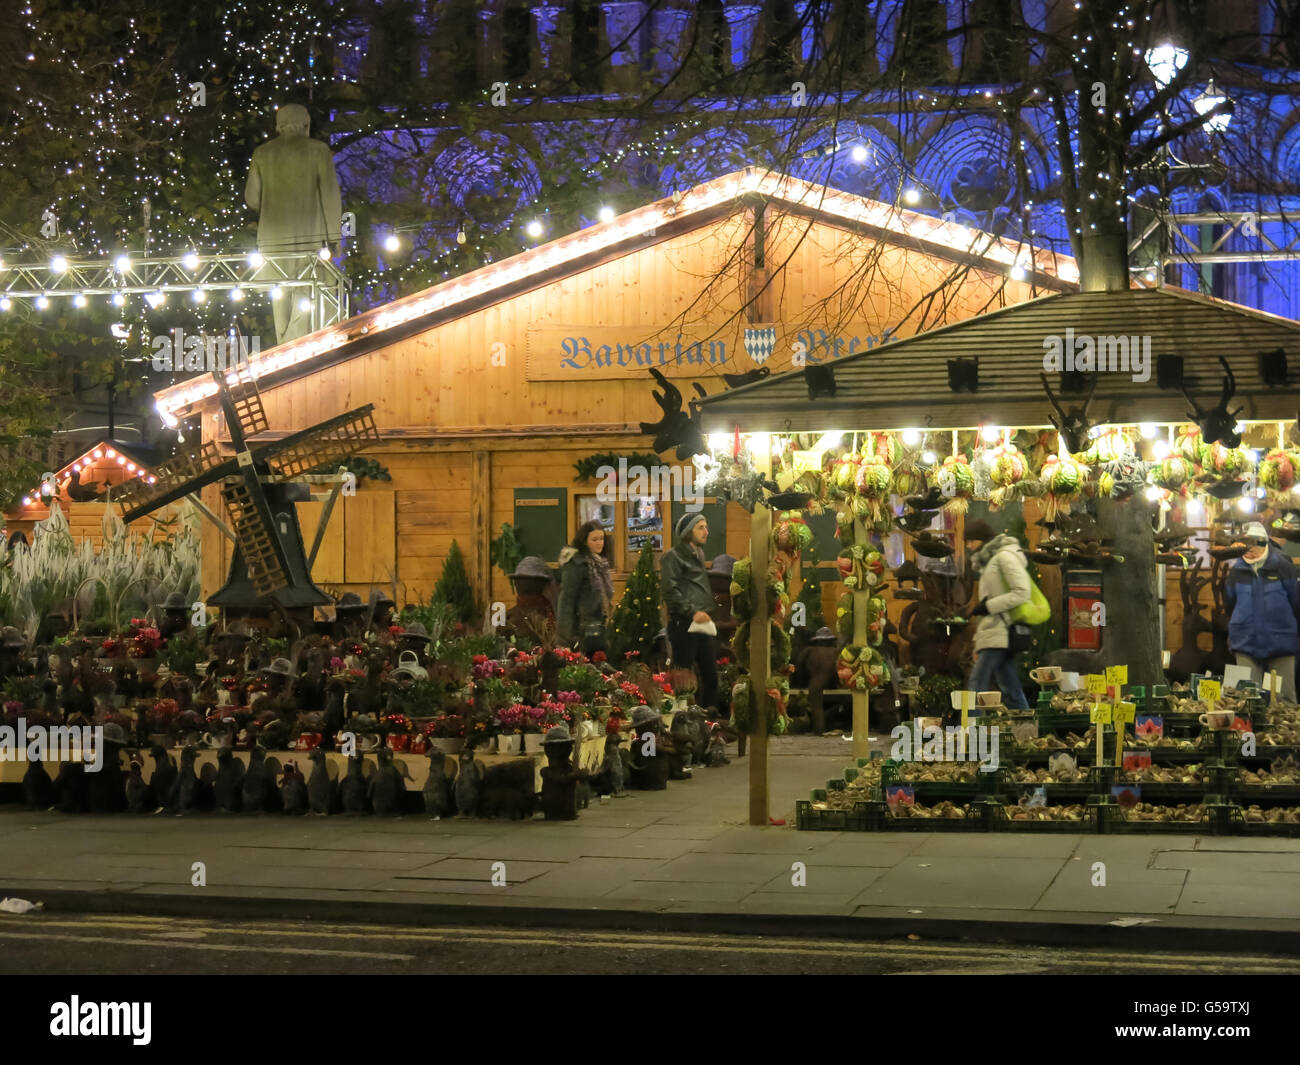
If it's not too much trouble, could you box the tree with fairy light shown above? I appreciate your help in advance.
[608,542,662,667]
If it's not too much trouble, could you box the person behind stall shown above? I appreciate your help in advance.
[1225,521,1300,702]
[963,520,1032,710]
[557,521,614,656]
[661,512,719,712]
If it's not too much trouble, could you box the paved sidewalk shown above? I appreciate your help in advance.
[2,736,1298,948]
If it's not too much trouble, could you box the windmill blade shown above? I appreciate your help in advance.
[222,480,290,596]
[225,376,270,439]
[261,406,381,479]
[117,441,228,520]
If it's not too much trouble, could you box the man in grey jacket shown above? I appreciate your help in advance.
[661,512,718,711]
[964,520,1032,709]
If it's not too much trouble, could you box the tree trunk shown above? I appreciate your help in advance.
[1048,499,1162,690]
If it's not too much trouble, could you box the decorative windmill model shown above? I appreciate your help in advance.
[116,371,380,619]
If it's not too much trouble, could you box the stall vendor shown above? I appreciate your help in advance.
[1225,522,1300,701]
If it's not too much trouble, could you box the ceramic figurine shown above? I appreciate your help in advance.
[213,747,245,812]
[454,746,484,817]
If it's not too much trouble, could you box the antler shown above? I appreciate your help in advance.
[1217,356,1235,410]
[1040,373,1068,424]
[1180,380,1207,421]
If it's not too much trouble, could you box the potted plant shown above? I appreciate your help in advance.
[426,712,466,754]
[494,705,524,753]
[147,698,180,746]
[383,712,412,752]
[520,704,548,753]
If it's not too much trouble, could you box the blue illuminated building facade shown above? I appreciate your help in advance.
[332,1,1300,318]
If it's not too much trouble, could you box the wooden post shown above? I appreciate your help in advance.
[749,447,772,826]
[852,515,871,760]
[470,450,492,614]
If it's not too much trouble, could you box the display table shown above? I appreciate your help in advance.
[0,734,616,792]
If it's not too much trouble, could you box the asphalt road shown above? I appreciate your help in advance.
[2,913,1299,975]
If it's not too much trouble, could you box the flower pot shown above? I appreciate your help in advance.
[433,736,464,755]
[386,733,410,752]
[523,732,543,754]
[497,733,521,755]
[410,736,429,755]
[294,733,314,751]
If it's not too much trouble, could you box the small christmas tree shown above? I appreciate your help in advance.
[608,542,662,665]
[434,540,477,624]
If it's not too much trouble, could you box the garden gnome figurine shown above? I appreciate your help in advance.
[539,724,589,821]
[244,103,342,345]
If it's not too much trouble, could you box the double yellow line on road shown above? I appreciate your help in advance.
[4,915,1297,973]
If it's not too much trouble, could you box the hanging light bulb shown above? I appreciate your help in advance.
[35,295,49,310]
[230,288,244,302]
[192,289,206,303]
[902,187,921,206]
[1152,440,1170,460]
[247,251,264,268]
[526,219,544,239]
[317,246,331,260]
[383,234,400,252]
[114,254,131,273]
[597,206,615,224]
[902,429,921,446]
[73,294,87,308]
[50,255,68,273]
[182,251,199,271]
[922,450,937,464]
[111,293,125,307]
[1139,423,1157,438]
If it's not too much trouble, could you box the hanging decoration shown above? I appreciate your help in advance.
[934,454,975,514]
[1259,448,1299,500]
[1040,453,1087,521]
[987,443,1029,509]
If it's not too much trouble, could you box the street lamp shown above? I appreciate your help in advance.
[1194,78,1232,133]
[1144,42,1189,90]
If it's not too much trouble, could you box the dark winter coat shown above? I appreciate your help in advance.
[556,547,612,643]
[1225,547,1300,661]
[660,530,714,620]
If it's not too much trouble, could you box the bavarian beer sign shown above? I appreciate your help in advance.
[524,323,896,380]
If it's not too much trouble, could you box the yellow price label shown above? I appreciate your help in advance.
[1113,701,1137,726]
[1198,679,1222,704]
[1105,665,1128,687]
[1086,674,1107,695]
[1090,702,1113,725]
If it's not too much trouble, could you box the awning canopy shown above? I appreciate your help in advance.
[696,287,1300,432]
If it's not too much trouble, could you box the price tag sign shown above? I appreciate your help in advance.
[1266,671,1282,697]
[1086,674,1107,696]
[1113,702,1137,727]
[1199,679,1222,706]
[1105,665,1128,688]
[1090,702,1113,725]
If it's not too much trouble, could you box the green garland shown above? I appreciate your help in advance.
[573,452,665,482]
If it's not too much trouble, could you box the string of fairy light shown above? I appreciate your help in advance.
[0,2,1246,329]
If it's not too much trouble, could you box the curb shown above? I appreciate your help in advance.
[18,888,1300,955]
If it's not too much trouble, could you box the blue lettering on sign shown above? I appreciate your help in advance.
[560,336,592,368]
[557,330,892,371]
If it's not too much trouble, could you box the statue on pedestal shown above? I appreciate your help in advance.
[244,104,342,345]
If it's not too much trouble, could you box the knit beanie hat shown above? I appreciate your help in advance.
[675,511,707,541]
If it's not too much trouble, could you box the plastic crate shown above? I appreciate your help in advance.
[795,799,876,831]
[984,802,1096,833]
[870,800,982,831]
[1093,800,1221,834]
[1233,784,1300,804]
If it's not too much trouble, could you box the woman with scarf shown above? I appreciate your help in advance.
[964,519,1032,710]
[558,520,615,656]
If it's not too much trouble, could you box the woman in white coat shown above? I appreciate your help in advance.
[963,520,1032,709]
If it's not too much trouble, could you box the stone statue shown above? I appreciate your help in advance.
[244,103,342,345]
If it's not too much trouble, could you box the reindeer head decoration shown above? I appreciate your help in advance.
[1183,356,1243,448]
[1041,373,1097,455]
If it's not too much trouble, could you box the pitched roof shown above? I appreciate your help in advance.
[695,286,1300,432]
[152,167,1077,420]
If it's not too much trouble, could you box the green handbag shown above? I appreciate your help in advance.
[1009,579,1051,626]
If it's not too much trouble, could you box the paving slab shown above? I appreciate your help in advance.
[1034,861,1185,914]
[605,879,752,903]
[392,857,559,883]
[498,857,665,898]
[910,833,1084,858]
[636,851,800,885]
[1193,836,1300,852]
[1154,850,1300,873]
[851,856,1065,909]
[702,827,844,854]
[1176,870,1300,919]
[735,894,859,916]
[756,864,887,898]
[809,836,927,866]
